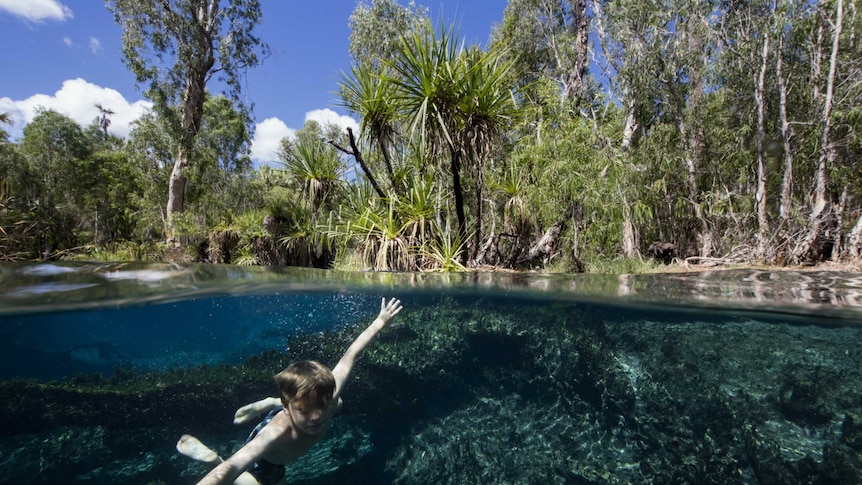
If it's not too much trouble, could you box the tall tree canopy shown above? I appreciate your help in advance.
[348,0,429,70]
[106,0,269,240]
[493,0,590,105]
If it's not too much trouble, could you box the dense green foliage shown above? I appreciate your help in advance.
[0,97,262,261]
[1,0,860,269]
[106,0,269,235]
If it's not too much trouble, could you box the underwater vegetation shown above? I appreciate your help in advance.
[1,298,861,484]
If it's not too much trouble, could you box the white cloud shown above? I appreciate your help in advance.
[62,36,72,47]
[1,82,355,171]
[249,110,359,167]
[0,0,72,22]
[305,108,359,135]
[89,37,101,54]
[0,78,151,139]
[0,98,18,120]
[250,117,295,166]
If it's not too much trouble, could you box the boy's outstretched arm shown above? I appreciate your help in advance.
[331,297,403,400]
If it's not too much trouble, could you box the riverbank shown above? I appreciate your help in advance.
[649,259,862,274]
[52,240,862,275]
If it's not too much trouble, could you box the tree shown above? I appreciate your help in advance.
[20,109,94,209]
[348,0,428,71]
[86,149,145,243]
[278,120,345,220]
[385,25,468,248]
[107,0,269,241]
[0,139,47,260]
[338,63,400,192]
[386,25,514,262]
[493,0,590,106]
[677,5,715,259]
[95,103,115,140]
[592,0,673,258]
[342,0,430,194]
[457,46,518,261]
[124,94,261,241]
[794,0,845,262]
[188,95,259,220]
[592,0,669,151]
[16,109,99,253]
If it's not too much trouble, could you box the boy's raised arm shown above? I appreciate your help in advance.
[331,297,403,400]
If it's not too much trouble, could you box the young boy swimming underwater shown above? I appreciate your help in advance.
[177,297,403,485]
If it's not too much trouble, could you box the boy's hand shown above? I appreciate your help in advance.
[377,297,403,326]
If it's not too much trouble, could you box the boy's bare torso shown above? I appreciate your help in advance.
[255,408,334,465]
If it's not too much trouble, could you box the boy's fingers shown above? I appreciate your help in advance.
[381,297,402,316]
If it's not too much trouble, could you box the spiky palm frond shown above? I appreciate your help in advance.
[339,64,399,151]
[397,174,436,243]
[281,137,344,212]
[208,210,270,264]
[420,223,470,272]
[458,46,517,163]
[233,245,261,266]
[357,196,413,271]
[492,164,529,231]
[325,192,414,271]
[385,24,463,151]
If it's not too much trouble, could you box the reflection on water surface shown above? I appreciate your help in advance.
[2,262,862,319]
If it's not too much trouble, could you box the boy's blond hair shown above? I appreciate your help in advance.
[274,360,335,409]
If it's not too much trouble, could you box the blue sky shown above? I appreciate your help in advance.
[0,0,507,165]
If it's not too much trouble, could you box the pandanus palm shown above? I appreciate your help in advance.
[386,25,469,256]
[386,26,516,263]
[279,136,344,220]
[457,46,516,259]
[336,23,516,267]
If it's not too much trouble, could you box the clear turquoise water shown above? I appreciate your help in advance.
[1,262,860,484]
